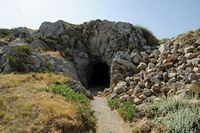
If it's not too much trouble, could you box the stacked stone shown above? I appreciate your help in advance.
[111,31,200,104]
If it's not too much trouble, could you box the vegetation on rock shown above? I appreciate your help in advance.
[7,45,32,72]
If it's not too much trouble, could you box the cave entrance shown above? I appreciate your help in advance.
[88,62,110,95]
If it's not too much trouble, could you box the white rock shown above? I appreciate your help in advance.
[113,81,127,94]
[137,62,147,70]
[159,44,169,53]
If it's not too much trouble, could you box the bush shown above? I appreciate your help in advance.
[145,97,186,119]
[107,97,120,110]
[12,45,32,54]
[107,97,138,121]
[118,101,138,121]
[145,97,200,132]
[7,45,32,72]
[136,25,158,45]
[156,106,200,133]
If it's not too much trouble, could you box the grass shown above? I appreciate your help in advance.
[107,97,120,110]
[0,72,95,133]
[107,97,138,121]
[45,84,96,132]
[145,97,200,133]
[118,101,138,121]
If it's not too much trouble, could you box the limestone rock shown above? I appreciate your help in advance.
[113,81,127,94]
[137,62,147,70]
[159,44,169,53]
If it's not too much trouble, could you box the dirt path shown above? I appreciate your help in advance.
[91,97,132,133]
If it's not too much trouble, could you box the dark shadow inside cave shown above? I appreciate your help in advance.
[88,62,110,95]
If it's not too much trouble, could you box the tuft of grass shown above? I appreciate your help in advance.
[118,101,138,121]
[107,97,120,110]
[136,25,158,45]
[7,45,32,72]
[12,45,32,55]
[25,37,33,43]
[132,128,139,133]
[107,97,138,121]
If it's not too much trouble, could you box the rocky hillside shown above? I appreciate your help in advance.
[0,20,157,90]
[0,19,200,132]
[107,28,200,104]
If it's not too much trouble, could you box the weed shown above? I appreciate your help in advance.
[7,45,32,72]
[107,97,120,110]
[107,97,138,121]
[118,101,138,121]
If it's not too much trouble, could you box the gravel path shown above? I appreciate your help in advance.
[91,97,132,133]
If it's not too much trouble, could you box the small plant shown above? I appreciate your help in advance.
[132,128,139,133]
[156,106,200,133]
[145,97,186,119]
[12,45,32,55]
[107,97,120,110]
[7,45,32,72]
[25,37,33,43]
[118,101,138,121]
[107,97,138,121]
[145,97,200,132]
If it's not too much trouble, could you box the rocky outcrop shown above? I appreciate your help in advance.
[0,20,151,90]
[107,29,200,104]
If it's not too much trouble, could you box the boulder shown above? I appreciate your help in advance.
[111,52,137,85]
[113,81,127,94]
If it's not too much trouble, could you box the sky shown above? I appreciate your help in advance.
[0,0,200,38]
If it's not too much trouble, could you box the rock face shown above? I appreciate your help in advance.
[0,20,150,90]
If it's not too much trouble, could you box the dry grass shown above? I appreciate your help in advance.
[0,72,70,89]
[40,50,64,59]
[0,72,86,133]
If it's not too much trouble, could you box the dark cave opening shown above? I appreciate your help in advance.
[88,62,110,93]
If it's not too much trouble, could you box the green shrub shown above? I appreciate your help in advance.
[12,45,32,55]
[107,97,138,121]
[132,128,139,133]
[136,25,158,45]
[145,97,186,119]
[8,45,32,72]
[25,37,33,43]
[145,97,200,132]
[107,97,120,110]
[118,101,138,121]
[46,84,96,132]
[156,106,200,133]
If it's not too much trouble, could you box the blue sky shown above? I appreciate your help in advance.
[0,0,200,38]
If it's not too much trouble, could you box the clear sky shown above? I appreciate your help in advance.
[0,0,200,38]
